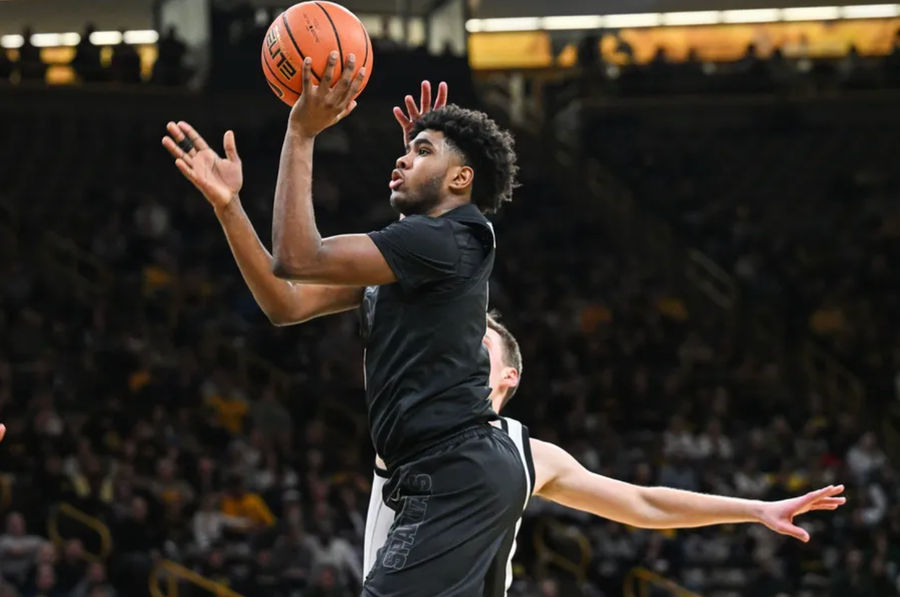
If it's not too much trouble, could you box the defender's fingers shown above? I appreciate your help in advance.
[393,106,411,128]
[435,81,448,108]
[782,523,810,543]
[176,121,210,152]
[405,95,419,121]
[420,80,432,113]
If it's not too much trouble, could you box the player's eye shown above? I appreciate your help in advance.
[418,148,430,156]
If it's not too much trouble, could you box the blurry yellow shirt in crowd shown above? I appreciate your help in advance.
[221,493,275,527]
[205,394,248,434]
[809,307,847,334]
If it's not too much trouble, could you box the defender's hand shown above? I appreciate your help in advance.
[393,80,448,147]
[758,484,846,542]
[289,51,366,138]
[162,121,243,212]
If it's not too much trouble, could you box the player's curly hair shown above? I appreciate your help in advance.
[410,105,519,214]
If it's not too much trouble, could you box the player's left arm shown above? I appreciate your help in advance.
[270,51,395,286]
[530,439,845,542]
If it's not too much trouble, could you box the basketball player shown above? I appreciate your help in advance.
[363,314,846,586]
[163,57,526,594]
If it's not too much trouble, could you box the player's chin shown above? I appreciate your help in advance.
[389,192,416,215]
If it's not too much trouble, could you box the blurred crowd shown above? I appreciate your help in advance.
[0,52,898,597]
[0,24,188,86]
[568,28,900,96]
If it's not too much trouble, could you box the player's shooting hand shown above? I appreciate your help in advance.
[758,484,846,542]
[394,80,448,147]
[162,122,243,213]
[289,51,366,137]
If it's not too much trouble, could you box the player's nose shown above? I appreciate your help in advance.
[396,154,410,170]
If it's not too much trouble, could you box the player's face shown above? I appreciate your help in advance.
[389,130,461,216]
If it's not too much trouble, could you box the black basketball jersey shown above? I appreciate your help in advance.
[360,204,497,466]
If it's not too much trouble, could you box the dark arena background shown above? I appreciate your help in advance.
[1,0,899,596]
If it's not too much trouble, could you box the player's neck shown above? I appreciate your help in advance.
[424,196,470,218]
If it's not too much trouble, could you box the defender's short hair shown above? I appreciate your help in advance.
[486,310,523,408]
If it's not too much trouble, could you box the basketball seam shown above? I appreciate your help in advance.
[261,46,302,95]
[315,2,344,69]
[360,18,370,67]
[281,12,322,82]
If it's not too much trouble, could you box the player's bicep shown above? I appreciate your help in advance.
[278,284,365,326]
[274,233,397,286]
[532,439,643,523]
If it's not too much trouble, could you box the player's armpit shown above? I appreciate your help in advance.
[271,284,364,326]
[272,234,397,286]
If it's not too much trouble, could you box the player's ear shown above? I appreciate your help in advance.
[503,366,519,390]
[449,165,474,193]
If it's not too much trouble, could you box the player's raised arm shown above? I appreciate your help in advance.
[162,122,362,325]
[531,439,846,542]
[271,51,395,286]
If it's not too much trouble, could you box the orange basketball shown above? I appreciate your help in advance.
[261,1,373,106]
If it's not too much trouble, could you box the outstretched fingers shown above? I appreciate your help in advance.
[420,80,432,114]
[393,106,410,129]
[434,81,448,109]
[162,135,194,168]
[223,130,240,162]
[177,121,210,153]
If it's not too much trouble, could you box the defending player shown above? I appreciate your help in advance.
[363,315,847,586]
[163,57,526,594]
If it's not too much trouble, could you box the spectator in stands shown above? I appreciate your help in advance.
[306,518,361,593]
[220,474,275,531]
[25,563,62,597]
[152,26,187,86]
[17,27,46,82]
[72,23,105,83]
[847,431,887,483]
[71,562,117,597]
[0,512,47,589]
[55,540,87,593]
[0,48,12,82]
[110,32,141,84]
